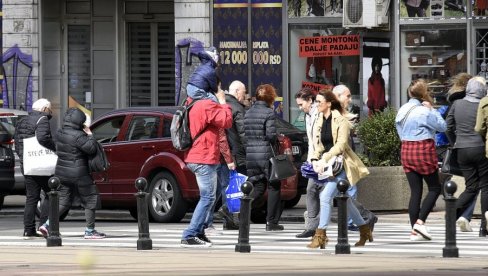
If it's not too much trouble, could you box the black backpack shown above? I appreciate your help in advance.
[170,99,205,151]
[89,140,110,173]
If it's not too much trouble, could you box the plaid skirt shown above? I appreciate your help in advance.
[401,139,438,175]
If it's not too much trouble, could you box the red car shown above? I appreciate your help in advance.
[90,107,298,223]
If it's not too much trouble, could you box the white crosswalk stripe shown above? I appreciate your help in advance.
[2,222,487,256]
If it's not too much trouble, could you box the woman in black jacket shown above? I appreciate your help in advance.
[244,84,283,231]
[40,108,105,239]
[14,98,56,239]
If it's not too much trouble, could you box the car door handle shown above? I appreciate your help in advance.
[142,145,155,150]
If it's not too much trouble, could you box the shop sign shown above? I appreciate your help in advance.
[251,0,283,103]
[301,81,333,94]
[213,0,249,90]
[298,35,360,57]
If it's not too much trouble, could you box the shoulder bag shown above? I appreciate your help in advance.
[441,147,462,176]
[268,145,296,182]
[23,117,58,176]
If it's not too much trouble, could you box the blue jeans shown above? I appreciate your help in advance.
[461,194,478,221]
[183,163,218,239]
[347,185,358,226]
[204,164,230,227]
[318,170,365,229]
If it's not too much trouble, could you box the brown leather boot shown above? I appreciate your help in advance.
[306,229,328,249]
[355,224,373,247]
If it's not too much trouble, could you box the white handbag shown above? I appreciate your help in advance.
[22,117,57,176]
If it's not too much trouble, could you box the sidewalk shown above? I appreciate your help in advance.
[0,245,486,275]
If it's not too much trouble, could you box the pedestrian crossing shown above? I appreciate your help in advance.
[1,222,487,257]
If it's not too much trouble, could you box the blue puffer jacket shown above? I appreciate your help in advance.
[187,51,218,94]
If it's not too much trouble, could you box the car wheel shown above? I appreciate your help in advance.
[148,171,188,223]
[284,193,302,209]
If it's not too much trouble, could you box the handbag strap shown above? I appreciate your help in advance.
[269,144,276,157]
[401,105,418,129]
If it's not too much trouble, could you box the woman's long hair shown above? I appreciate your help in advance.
[408,79,433,105]
[317,88,344,114]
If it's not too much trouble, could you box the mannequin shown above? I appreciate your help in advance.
[478,61,488,80]
[367,57,387,116]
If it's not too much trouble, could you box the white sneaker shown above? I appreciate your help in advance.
[485,211,488,231]
[409,233,428,241]
[413,224,432,240]
[204,226,223,236]
[456,217,473,232]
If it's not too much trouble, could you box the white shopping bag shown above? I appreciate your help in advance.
[23,135,57,176]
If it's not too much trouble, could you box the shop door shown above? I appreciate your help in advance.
[127,22,175,106]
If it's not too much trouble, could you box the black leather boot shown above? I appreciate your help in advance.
[295,229,315,238]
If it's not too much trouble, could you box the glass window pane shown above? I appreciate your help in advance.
[126,116,160,141]
[401,29,467,106]
[128,23,151,106]
[92,116,125,144]
[157,22,175,106]
[68,25,91,106]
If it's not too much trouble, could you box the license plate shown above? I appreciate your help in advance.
[292,146,300,155]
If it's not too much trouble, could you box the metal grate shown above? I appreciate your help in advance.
[346,0,363,24]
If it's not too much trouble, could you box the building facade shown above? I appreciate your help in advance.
[1,0,486,128]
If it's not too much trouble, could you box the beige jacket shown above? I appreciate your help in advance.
[310,109,369,185]
[475,96,488,158]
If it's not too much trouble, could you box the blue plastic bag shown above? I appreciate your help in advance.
[226,170,247,213]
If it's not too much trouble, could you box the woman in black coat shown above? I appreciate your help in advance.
[244,84,283,231]
[40,108,105,239]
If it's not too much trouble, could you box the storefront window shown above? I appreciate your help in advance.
[475,29,488,78]
[289,26,360,127]
[400,29,467,106]
[400,0,465,18]
[287,0,342,18]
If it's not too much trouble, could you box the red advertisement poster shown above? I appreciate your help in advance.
[298,35,360,58]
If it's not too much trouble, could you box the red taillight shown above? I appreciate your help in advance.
[278,135,293,158]
[1,139,14,145]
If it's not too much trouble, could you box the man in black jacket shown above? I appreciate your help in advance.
[218,80,248,230]
[14,98,56,239]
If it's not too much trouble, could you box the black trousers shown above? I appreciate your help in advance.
[23,175,50,232]
[456,147,488,228]
[406,170,441,227]
[250,179,284,224]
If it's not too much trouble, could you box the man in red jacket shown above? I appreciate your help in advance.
[181,88,233,248]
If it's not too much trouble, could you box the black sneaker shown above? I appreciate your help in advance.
[266,223,284,231]
[197,233,212,243]
[181,236,211,248]
[23,231,43,240]
[223,221,239,230]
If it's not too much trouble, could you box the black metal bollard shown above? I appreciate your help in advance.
[443,180,459,258]
[235,181,254,253]
[46,176,62,247]
[335,179,351,254]
[135,177,152,250]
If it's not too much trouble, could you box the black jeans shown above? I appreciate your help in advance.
[23,175,50,233]
[406,171,441,227]
[250,179,283,225]
[456,147,488,228]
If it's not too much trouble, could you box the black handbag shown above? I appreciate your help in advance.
[441,147,462,176]
[268,145,297,182]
